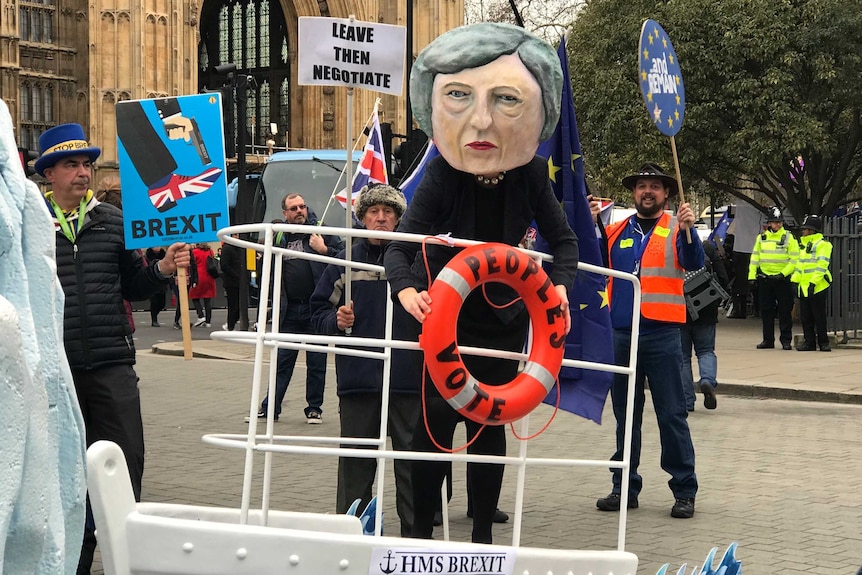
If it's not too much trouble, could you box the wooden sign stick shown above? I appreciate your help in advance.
[176,267,193,360]
[669,136,692,243]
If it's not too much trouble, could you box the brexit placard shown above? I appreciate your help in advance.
[297,17,406,96]
[638,19,686,137]
[116,93,229,249]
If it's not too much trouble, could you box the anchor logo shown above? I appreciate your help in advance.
[378,550,397,574]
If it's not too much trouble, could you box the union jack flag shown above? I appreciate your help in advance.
[148,167,223,212]
[336,102,388,209]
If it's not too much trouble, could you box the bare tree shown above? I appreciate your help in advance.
[465,0,585,42]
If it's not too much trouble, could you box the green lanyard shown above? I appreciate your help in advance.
[50,196,88,243]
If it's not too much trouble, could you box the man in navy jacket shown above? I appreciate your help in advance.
[311,184,418,537]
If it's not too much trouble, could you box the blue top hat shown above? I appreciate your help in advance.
[35,123,101,177]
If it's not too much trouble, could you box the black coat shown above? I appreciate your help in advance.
[52,198,168,370]
[385,155,579,295]
[384,155,579,384]
[310,238,420,396]
[219,241,244,289]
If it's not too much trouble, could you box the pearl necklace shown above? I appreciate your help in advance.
[475,172,506,186]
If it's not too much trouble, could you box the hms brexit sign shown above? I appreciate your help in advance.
[368,548,515,575]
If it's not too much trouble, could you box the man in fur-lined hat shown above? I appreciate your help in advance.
[310,184,420,537]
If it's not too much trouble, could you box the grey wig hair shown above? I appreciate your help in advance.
[409,22,563,142]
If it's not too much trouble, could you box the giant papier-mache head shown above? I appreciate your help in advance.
[409,23,563,176]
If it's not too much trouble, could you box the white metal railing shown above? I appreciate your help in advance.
[211,223,642,552]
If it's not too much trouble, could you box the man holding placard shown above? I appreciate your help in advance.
[36,123,190,573]
[591,163,703,519]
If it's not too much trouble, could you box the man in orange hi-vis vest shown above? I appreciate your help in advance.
[590,163,704,520]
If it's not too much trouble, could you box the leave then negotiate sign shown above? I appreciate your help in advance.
[297,17,406,96]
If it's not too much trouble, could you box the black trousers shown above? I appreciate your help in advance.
[224,284,240,329]
[149,287,166,323]
[411,393,506,544]
[758,275,795,346]
[73,364,144,575]
[336,393,420,537]
[193,297,212,323]
[800,288,829,346]
[730,252,751,317]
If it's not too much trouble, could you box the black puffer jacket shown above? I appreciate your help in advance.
[51,198,169,370]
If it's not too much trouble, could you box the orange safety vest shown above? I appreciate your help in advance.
[606,212,687,323]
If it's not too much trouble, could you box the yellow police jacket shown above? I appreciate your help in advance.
[748,227,799,279]
[791,233,832,296]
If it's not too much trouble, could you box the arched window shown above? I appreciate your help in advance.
[21,126,32,150]
[30,10,41,42]
[198,0,290,147]
[20,7,30,41]
[44,86,53,122]
[42,10,53,43]
[32,84,42,120]
[20,83,31,120]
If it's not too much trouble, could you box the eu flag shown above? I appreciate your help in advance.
[536,37,614,424]
[397,140,439,204]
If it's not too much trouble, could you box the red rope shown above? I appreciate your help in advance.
[416,238,558,447]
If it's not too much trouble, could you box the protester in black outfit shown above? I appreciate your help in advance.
[220,236,244,330]
[384,23,578,544]
[146,246,168,326]
[35,123,190,574]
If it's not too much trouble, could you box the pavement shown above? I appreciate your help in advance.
[85,311,862,575]
[151,313,862,404]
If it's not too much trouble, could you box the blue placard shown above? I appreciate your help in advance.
[116,93,229,249]
[638,19,686,137]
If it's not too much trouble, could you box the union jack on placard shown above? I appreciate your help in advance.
[148,167,223,212]
[336,102,388,209]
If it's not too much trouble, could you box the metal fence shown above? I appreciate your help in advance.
[825,216,862,341]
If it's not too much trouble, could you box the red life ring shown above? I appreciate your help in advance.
[419,243,567,425]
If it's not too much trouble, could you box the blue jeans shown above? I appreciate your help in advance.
[610,327,698,499]
[679,322,718,410]
[260,303,327,417]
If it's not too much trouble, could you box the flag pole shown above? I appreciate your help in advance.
[669,136,692,243]
[344,86,354,331]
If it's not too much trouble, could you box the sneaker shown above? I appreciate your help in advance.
[205,322,212,328]
[173,322,181,330]
[596,493,638,512]
[306,409,323,424]
[700,382,717,410]
[244,410,278,423]
[193,317,206,327]
[222,323,229,331]
[151,321,160,327]
[466,508,509,523]
[671,497,695,518]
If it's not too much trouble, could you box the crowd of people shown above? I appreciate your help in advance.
[12,21,841,575]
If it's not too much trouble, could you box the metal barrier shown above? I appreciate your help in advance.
[825,216,862,342]
[86,222,646,575]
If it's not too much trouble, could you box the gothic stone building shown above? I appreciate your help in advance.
[1,0,462,176]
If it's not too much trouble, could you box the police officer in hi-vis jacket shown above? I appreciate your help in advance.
[748,206,800,350]
[792,215,833,352]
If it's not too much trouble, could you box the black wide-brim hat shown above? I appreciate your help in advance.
[621,163,678,197]
[35,123,101,176]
